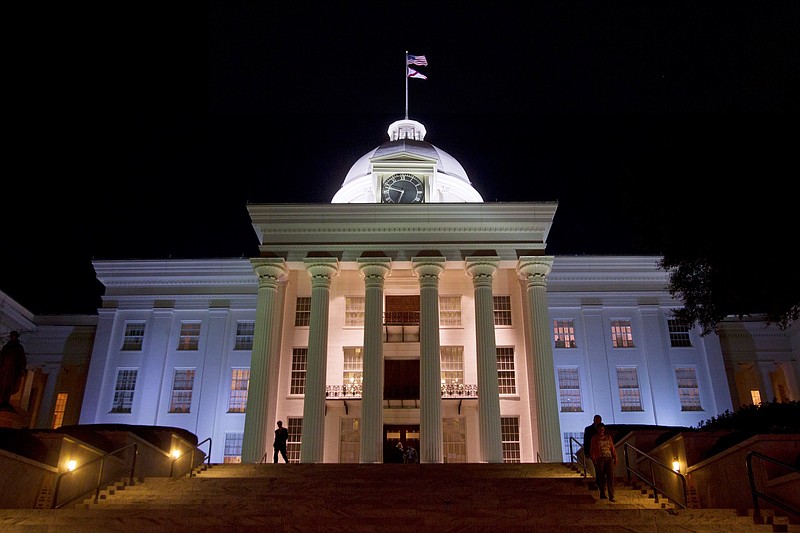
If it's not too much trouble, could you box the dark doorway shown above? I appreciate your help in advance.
[383,425,420,463]
[384,359,419,400]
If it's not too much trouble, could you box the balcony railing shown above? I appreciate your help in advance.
[325,383,478,399]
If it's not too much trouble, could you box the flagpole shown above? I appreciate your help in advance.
[404,50,409,119]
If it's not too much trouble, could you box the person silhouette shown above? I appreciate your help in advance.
[0,331,27,411]
[273,420,289,463]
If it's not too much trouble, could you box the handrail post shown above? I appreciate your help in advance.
[746,452,761,521]
[650,459,659,504]
[94,457,104,503]
[624,444,630,483]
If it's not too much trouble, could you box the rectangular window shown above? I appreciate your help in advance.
[668,319,692,348]
[111,369,137,413]
[228,368,250,413]
[290,348,308,395]
[553,320,577,348]
[750,390,762,405]
[342,347,363,395]
[177,322,201,351]
[295,297,311,326]
[440,346,464,391]
[442,417,467,463]
[339,418,361,463]
[557,367,583,412]
[617,366,643,411]
[439,296,462,326]
[493,296,512,326]
[675,367,703,411]
[223,432,243,464]
[286,418,302,463]
[234,321,255,350]
[611,320,635,348]
[501,416,521,463]
[496,347,516,395]
[121,323,146,351]
[169,368,195,413]
[52,392,68,429]
[345,297,365,326]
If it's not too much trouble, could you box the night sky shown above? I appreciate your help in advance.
[3,3,798,316]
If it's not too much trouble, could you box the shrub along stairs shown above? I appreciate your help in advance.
[1,462,797,532]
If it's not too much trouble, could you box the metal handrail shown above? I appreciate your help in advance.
[52,442,138,509]
[746,450,800,521]
[169,437,212,478]
[623,442,688,509]
[568,436,588,478]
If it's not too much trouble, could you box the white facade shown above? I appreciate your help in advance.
[69,117,799,464]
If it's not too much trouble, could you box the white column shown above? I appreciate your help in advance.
[358,258,391,463]
[300,258,339,463]
[517,256,562,462]
[465,257,503,463]
[242,259,286,463]
[413,257,446,464]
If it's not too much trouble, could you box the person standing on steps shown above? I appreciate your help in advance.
[273,420,289,463]
[583,414,602,483]
[590,423,618,502]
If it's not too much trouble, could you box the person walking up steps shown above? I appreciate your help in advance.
[590,423,618,502]
[273,420,289,463]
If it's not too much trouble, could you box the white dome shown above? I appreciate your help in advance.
[332,119,483,203]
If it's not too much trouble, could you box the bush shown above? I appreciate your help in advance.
[694,400,800,434]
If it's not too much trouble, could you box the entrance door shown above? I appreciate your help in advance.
[383,424,420,463]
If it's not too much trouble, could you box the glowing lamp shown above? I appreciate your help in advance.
[672,457,680,472]
[67,460,77,471]
[172,449,182,459]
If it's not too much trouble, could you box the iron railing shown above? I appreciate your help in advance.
[568,436,588,478]
[623,442,688,509]
[746,450,799,521]
[52,442,138,509]
[169,437,212,478]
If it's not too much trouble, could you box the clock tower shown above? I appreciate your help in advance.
[331,119,484,204]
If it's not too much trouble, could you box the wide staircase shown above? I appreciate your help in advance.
[1,462,797,532]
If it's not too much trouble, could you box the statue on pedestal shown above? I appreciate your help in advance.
[0,331,27,411]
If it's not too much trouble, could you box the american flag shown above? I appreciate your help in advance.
[407,67,427,80]
[407,54,428,66]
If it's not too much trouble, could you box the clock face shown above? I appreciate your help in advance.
[382,173,424,203]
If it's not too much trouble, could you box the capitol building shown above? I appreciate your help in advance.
[2,118,798,464]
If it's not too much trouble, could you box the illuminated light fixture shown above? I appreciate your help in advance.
[67,460,77,471]
[172,449,182,459]
[672,457,680,472]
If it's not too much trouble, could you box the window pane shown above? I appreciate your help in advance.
[668,319,692,347]
[177,322,201,351]
[557,367,583,412]
[345,297,365,326]
[224,432,243,463]
[675,367,702,411]
[496,347,516,395]
[616,366,643,411]
[291,348,308,395]
[122,323,146,351]
[342,347,363,396]
[553,320,576,348]
[501,416,520,463]
[439,296,462,326]
[169,369,195,413]
[228,368,250,412]
[287,418,303,463]
[493,296,512,326]
[111,369,137,413]
[611,320,635,348]
[234,321,255,350]
[295,297,311,326]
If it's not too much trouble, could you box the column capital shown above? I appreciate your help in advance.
[357,258,392,279]
[251,258,287,287]
[464,256,500,278]
[516,256,554,279]
[304,257,340,281]
[412,257,446,279]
